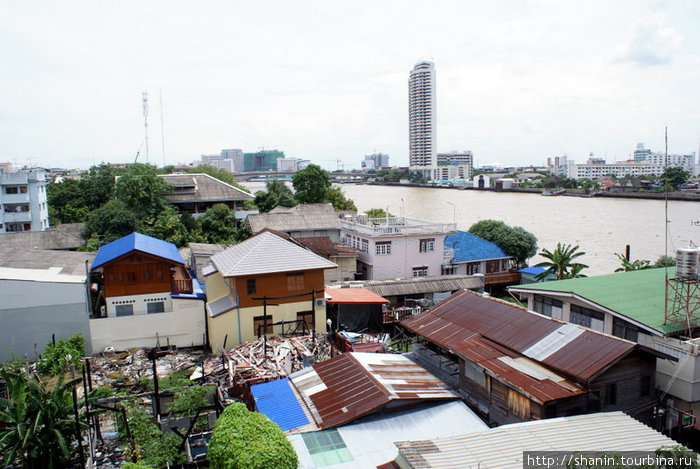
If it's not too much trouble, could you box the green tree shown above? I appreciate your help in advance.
[365,208,394,218]
[468,220,538,264]
[292,164,331,204]
[326,185,357,211]
[81,199,139,246]
[115,163,172,221]
[535,243,588,280]
[199,203,241,243]
[208,402,298,469]
[660,167,691,190]
[139,206,191,247]
[0,368,85,469]
[253,180,296,213]
[614,253,651,272]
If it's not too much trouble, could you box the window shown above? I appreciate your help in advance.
[361,239,368,253]
[4,187,18,194]
[466,262,480,275]
[127,272,136,282]
[570,304,604,329]
[419,238,435,252]
[613,317,639,342]
[533,295,563,317]
[247,279,256,295]
[286,272,305,291]
[605,383,617,406]
[441,265,455,275]
[253,315,273,336]
[156,269,163,279]
[640,375,651,397]
[301,429,353,467]
[143,270,151,280]
[412,266,428,277]
[375,241,391,255]
[147,302,165,314]
[115,304,134,317]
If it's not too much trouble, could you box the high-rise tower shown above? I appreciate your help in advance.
[409,61,437,179]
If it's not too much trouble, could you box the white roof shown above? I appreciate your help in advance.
[393,412,681,469]
[209,231,337,277]
[0,266,86,283]
[289,401,488,469]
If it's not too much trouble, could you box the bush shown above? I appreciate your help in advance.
[208,402,298,469]
[38,334,85,375]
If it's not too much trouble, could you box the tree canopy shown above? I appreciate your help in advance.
[253,180,296,213]
[660,166,691,190]
[535,243,588,280]
[292,164,331,204]
[468,219,538,264]
[614,253,651,272]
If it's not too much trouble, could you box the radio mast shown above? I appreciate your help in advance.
[142,91,149,164]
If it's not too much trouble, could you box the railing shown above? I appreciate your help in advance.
[2,212,32,223]
[484,271,521,285]
[383,306,423,324]
[340,217,456,237]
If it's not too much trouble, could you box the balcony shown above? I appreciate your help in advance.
[170,265,193,294]
[340,216,456,237]
[484,271,521,285]
[2,211,32,223]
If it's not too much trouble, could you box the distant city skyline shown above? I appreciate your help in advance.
[1,1,699,171]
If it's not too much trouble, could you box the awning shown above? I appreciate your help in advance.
[206,294,237,318]
[325,288,389,305]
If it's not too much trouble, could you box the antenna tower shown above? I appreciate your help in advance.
[142,91,149,164]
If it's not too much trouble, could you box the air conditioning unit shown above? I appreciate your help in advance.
[316,298,327,307]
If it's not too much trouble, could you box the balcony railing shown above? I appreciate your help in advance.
[340,217,456,237]
[170,265,193,294]
[383,306,423,324]
[484,271,521,285]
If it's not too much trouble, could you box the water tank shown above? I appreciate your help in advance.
[676,247,700,280]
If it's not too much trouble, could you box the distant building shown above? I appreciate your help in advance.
[339,213,456,280]
[436,152,472,181]
[199,148,244,173]
[634,142,652,162]
[567,150,696,179]
[244,149,284,172]
[277,157,309,173]
[159,173,254,216]
[362,153,390,171]
[0,169,49,233]
[0,162,12,174]
[546,155,569,177]
[409,61,437,179]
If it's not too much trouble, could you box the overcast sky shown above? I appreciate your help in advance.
[1,1,699,171]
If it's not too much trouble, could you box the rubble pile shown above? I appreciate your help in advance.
[209,335,330,399]
[89,348,204,388]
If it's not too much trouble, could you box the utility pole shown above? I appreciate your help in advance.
[142,91,149,164]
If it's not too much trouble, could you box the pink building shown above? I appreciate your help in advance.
[340,215,456,280]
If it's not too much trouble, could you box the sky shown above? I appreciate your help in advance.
[1,1,699,171]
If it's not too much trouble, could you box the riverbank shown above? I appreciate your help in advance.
[359,181,700,202]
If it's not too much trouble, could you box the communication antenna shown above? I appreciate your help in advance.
[159,87,165,167]
[142,91,149,164]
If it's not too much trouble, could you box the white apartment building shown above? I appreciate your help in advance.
[199,148,244,173]
[571,153,696,179]
[0,170,49,233]
[277,157,310,173]
[409,61,437,180]
[437,152,473,181]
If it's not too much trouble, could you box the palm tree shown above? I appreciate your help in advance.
[535,243,588,280]
[614,253,651,272]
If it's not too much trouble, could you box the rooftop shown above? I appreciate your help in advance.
[509,268,679,335]
[444,230,510,262]
[340,216,456,237]
[245,203,347,234]
[325,288,389,304]
[333,275,484,298]
[0,248,95,277]
[92,232,184,270]
[296,236,359,258]
[391,411,679,469]
[0,223,84,250]
[160,173,253,202]
[207,231,337,277]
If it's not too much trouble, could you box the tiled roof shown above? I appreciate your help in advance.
[509,267,680,335]
[245,203,346,234]
[208,231,337,277]
[0,223,84,250]
[333,275,484,297]
[92,232,184,269]
[402,290,638,402]
[296,237,359,258]
[0,248,95,276]
[392,411,680,469]
[160,173,253,202]
[444,231,509,262]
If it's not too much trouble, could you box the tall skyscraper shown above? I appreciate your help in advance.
[409,61,437,179]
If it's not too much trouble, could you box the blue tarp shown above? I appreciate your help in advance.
[251,378,309,432]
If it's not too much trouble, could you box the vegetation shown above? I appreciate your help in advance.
[0,368,84,469]
[199,203,247,243]
[38,333,85,375]
[364,208,394,218]
[654,255,676,268]
[208,402,298,469]
[535,243,588,280]
[253,180,296,213]
[468,219,538,264]
[615,253,651,272]
[290,164,356,210]
[660,167,691,191]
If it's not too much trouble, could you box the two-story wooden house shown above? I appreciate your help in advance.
[204,231,337,350]
[402,289,665,426]
[89,232,206,351]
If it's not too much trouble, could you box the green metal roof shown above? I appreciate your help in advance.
[511,268,682,335]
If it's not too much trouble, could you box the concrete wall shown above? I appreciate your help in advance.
[0,279,91,361]
[89,298,205,352]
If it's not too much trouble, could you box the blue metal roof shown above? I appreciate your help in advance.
[251,378,309,432]
[91,232,185,270]
[444,231,509,263]
[519,266,548,275]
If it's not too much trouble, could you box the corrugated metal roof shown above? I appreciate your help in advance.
[402,290,637,392]
[444,231,510,263]
[251,378,309,432]
[297,237,359,258]
[245,203,345,234]
[0,248,95,276]
[393,411,681,469]
[209,231,337,277]
[334,276,484,297]
[160,173,253,202]
[0,223,84,250]
[288,401,488,469]
[510,268,681,335]
[325,288,389,304]
[92,232,184,269]
[290,352,458,430]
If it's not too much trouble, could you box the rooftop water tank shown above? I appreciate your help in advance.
[676,247,700,280]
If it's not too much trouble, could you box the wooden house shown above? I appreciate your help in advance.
[401,290,665,426]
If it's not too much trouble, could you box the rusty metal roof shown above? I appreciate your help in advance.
[402,290,637,401]
[290,352,458,429]
[325,288,389,304]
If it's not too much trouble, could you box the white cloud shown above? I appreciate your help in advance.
[615,14,682,66]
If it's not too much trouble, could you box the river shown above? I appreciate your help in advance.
[244,182,699,276]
